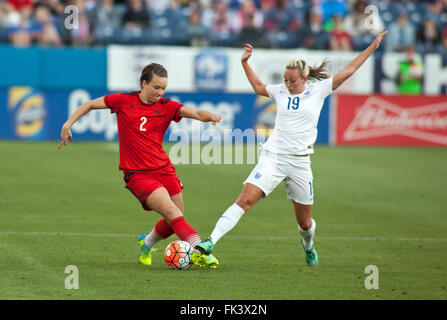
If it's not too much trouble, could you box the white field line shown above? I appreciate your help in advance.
[0,231,446,242]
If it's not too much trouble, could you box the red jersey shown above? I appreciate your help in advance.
[104,91,183,172]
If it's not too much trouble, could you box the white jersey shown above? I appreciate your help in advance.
[263,77,333,155]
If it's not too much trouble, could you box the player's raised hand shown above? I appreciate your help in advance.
[211,114,222,126]
[241,44,253,63]
[371,29,387,50]
[58,125,73,149]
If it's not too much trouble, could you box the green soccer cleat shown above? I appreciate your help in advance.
[301,238,319,267]
[194,237,214,255]
[137,234,156,266]
[191,252,219,269]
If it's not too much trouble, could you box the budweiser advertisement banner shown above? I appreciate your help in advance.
[335,95,447,146]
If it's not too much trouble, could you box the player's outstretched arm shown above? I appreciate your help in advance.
[58,96,107,149]
[332,30,387,91]
[179,106,222,126]
[241,43,269,97]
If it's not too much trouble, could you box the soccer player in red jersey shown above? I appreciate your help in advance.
[58,63,221,268]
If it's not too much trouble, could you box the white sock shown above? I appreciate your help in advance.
[210,203,245,244]
[298,218,316,251]
[144,228,162,249]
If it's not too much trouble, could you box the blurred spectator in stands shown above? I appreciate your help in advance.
[426,0,444,23]
[177,0,193,7]
[146,0,173,11]
[185,9,209,46]
[201,0,218,28]
[227,0,245,9]
[344,0,384,37]
[95,0,122,28]
[298,5,329,50]
[443,25,447,55]
[6,0,34,10]
[122,0,150,30]
[263,0,299,47]
[320,0,347,30]
[1,1,19,28]
[198,0,213,10]
[191,0,202,8]
[385,12,416,52]
[239,12,269,47]
[259,0,274,11]
[234,0,263,33]
[70,0,93,46]
[175,0,200,18]
[8,4,37,46]
[328,13,352,51]
[213,2,234,33]
[263,0,299,33]
[0,2,5,26]
[416,16,442,53]
[202,0,238,34]
[395,46,424,95]
[34,0,65,15]
[34,4,62,45]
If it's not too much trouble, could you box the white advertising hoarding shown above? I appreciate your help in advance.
[107,45,374,94]
[107,45,197,92]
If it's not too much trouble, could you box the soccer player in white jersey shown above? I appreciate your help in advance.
[196,30,388,267]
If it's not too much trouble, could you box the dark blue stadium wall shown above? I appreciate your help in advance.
[0,87,332,145]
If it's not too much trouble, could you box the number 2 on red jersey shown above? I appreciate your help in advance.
[140,117,147,131]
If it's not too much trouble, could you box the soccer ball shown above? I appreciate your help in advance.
[164,240,193,270]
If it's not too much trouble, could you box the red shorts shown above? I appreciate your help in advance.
[123,162,184,211]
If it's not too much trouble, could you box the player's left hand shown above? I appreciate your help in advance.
[211,114,222,126]
[371,29,387,50]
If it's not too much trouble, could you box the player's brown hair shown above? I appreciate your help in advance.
[286,59,330,82]
[140,63,168,88]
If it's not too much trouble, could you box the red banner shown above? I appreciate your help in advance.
[335,95,447,146]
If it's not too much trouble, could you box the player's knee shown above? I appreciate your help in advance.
[236,196,256,212]
[298,219,312,230]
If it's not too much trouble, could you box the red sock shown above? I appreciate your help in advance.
[154,218,174,239]
[170,216,201,249]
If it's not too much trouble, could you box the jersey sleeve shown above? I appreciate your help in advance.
[265,84,281,99]
[166,99,184,122]
[104,92,123,114]
[316,77,333,100]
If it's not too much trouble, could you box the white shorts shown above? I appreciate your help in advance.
[243,149,314,205]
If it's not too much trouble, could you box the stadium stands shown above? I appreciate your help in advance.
[0,0,446,54]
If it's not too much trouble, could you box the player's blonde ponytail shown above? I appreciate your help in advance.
[286,59,330,82]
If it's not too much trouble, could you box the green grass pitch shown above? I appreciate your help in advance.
[0,141,446,300]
